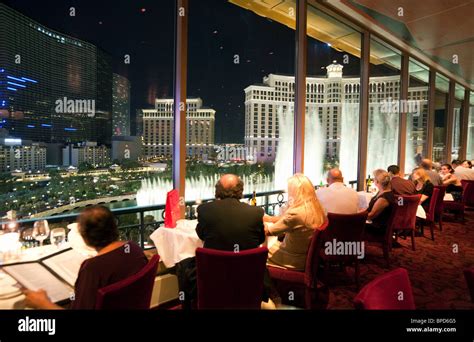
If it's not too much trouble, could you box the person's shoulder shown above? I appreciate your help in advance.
[238,201,264,215]
[125,241,144,253]
[197,200,216,213]
[381,191,396,202]
[343,185,358,195]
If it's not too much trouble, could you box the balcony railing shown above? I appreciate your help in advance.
[0,189,288,249]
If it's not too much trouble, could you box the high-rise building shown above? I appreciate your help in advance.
[244,61,428,162]
[112,74,131,136]
[62,142,110,167]
[0,3,113,148]
[140,98,215,159]
[111,136,141,162]
[0,138,46,172]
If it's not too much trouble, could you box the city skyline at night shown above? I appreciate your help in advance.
[2,0,363,143]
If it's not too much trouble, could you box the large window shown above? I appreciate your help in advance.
[433,73,449,162]
[405,58,429,173]
[0,1,175,230]
[185,0,296,203]
[452,84,465,161]
[367,38,401,174]
[305,5,361,185]
[467,91,474,161]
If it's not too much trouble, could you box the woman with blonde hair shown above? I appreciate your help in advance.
[364,169,395,236]
[411,167,434,211]
[263,173,326,271]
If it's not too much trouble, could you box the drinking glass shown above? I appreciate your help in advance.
[50,228,66,248]
[32,220,50,247]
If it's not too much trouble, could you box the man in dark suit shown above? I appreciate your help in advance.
[177,174,265,308]
[196,174,265,251]
[388,165,416,195]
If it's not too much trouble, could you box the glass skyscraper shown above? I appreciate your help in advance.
[0,3,112,147]
[112,73,131,136]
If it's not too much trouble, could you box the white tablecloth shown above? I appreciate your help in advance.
[150,219,279,268]
[357,191,426,219]
[444,193,454,201]
[150,220,203,268]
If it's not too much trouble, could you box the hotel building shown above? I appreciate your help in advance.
[245,61,428,162]
[140,98,215,159]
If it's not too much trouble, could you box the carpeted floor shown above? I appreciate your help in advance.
[323,210,474,309]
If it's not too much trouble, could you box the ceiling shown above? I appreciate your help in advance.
[346,0,474,89]
[228,0,474,92]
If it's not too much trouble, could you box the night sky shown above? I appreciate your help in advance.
[3,0,363,143]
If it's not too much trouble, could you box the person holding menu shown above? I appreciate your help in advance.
[23,206,148,309]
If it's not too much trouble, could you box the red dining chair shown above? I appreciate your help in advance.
[390,194,421,252]
[364,195,420,267]
[443,180,474,221]
[419,187,440,241]
[318,212,368,289]
[267,221,329,309]
[195,246,268,309]
[461,180,474,208]
[433,185,446,231]
[464,267,474,303]
[95,255,160,309]
[354,268,415,309]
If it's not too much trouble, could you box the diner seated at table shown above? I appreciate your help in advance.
[412,167,434,212]
[196,174,265,250]
[264,173,326,271]
[22,206,148,309]
[452,159,474,181]
[387,164,416,195]
[178,174,266,308]
[316,168,359,214]
[363,170,395,236]
[420,159,442,186]
[440,164,463,200]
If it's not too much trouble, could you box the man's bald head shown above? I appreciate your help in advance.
[215,174,244,200]
[421,159,432,170]
[327,168,344,185]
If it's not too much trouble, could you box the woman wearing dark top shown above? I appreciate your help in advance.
[364,170,395,236]
[412,167,434,211]
[23,206,148,309]
[440,164,463,201]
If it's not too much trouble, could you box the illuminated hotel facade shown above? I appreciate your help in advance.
[0,138,46,172]
[245,61,428,162]
[0,3,113,148]
[140,98,215,159]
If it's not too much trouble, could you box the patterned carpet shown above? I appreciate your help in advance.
[323,210,474,309]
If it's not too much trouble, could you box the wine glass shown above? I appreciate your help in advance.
[20,228,35,248]
[50,228,66,248]
[32,220,50,248]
